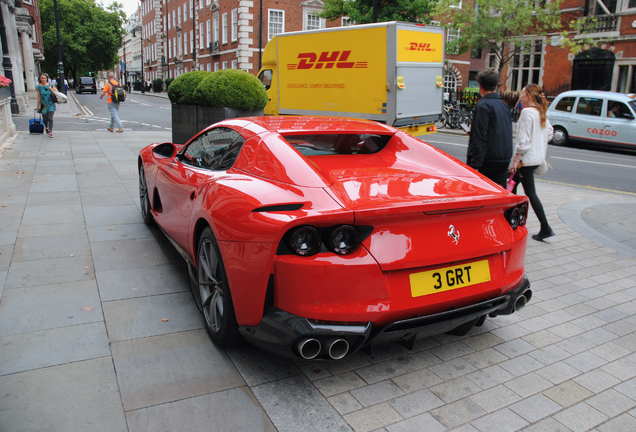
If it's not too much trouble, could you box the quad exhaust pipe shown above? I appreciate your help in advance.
[514,289,532,312]
[297,338,321,360]
[296,337,350,360]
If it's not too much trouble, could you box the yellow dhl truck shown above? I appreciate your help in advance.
[257,21,445,136]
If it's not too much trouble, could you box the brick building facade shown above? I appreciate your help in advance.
[440,0,636,95]
[125,0,352,83]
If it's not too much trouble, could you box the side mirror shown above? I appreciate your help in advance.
[152,142,177,158]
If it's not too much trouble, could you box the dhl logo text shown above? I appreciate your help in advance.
[287,51,368,70]
[407,42,435,52]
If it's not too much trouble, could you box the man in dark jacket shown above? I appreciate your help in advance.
[466,70,513,188]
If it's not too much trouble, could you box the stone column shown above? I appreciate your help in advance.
[18,21,36,92]
[1,0,27,112]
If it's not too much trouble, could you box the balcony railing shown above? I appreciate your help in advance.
[579,15,618,33]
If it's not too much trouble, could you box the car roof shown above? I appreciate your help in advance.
[212,116,397,136]
[556,90,636,102]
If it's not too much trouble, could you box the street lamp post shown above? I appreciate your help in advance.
[53,0,66,94]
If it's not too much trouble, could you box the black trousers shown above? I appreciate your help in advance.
[512,165,550,229]
[477,161,509,189]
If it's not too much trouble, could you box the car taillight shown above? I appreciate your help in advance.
[284,225,368,256]
[326,225,360,255]
[286,226,321,256]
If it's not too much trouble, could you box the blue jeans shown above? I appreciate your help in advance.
[108,101,123,129]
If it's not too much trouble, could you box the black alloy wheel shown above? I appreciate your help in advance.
[138,165,153,225]
[195,227,241,346]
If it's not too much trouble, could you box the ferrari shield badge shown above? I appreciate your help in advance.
[448,225,460,245]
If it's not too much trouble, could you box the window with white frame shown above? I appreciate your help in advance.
[232,9,238,42]
[207,63,211,71]
[508,40,543,91]
[222,61,227,69]
[207,20,211,48]
[342,16,353,26]
[172,10,175,27]
[214,62,219,71]
[200,23,205,49]
[450,0,463,8]
[213,13,219,44]
[306,14,321,30]
[184,1,188,20]
[222,12,228,44]
[205,0,210,6]
[231,59,237,69]
[487,46,498,70]
[190,30,194,54]
[446,28,460,55]
[169,38,173,57]
[178,6,181,24]
[443,69,457,93]
[268,9,284,40]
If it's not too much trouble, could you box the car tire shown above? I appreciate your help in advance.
[194,227,242,347]
[138,165,154,225]
[551,126,568,146]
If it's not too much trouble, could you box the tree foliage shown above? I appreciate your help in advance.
[40,0,126,83]
[435,0,563,84]
[320,0,433,24]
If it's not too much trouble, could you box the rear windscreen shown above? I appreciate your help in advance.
[283,134,392,156]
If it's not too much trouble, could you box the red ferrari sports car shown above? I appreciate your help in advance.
[138,116,530,360]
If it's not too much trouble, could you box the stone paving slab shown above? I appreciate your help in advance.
[0,357,128,432]
[2,130,636,432]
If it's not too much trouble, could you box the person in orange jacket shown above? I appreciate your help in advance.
[100,72,124,133]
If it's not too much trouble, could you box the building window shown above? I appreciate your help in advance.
[190,30,194,54]
[222,12,228,44]
[450,0,463,8]
[206,20,211,48]
[268,9,284,40]
[471,48,482,59]
[231,9,238,42]
[184,1,188,20]
[207,63,211,71]
[178,6,181,24]
[306,14,321,30]
[342,16,353,26]
[222,61,228,69]
[487,46,498,70]
[443,69,458,93]
[509,40,543,91]
[214,62,219,71]
[200,23,205,49]
[231,59,237,69]
[446,28,460,55]
[213,13,219,44]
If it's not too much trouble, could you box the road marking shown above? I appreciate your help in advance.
[140,123,150,126]
[152,125,161,128]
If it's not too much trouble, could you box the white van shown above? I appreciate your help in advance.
[547,90,636,148]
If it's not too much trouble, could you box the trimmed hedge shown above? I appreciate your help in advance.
[167,71,212,105]
[193,69,268,110]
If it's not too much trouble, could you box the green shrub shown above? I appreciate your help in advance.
[167,71,212,104]
[193,69,268,110]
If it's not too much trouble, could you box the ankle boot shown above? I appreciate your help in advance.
[532,227,555,241]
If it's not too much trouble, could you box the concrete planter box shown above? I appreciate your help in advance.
[171,104,264,144]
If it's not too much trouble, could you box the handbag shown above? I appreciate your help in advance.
[534,143,551,176]
[53,90,68,103]
[49,90,58,103]
[506,173,516,192]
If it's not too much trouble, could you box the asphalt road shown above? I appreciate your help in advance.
[425,133,636,195]
[13,91,172,133]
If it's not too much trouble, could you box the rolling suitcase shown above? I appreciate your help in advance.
[29,110,45,134]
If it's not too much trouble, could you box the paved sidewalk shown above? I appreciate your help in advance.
[1,131,636,432]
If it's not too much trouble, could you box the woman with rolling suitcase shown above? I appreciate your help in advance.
[35,73,58,138]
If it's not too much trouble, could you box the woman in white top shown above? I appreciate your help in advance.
[509,84,554,241]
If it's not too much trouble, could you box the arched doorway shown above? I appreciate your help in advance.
[572,48,615,91]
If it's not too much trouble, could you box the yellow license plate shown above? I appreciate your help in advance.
[410,259,491,298]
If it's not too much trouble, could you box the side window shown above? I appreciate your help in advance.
[258,69,272,90]
[554,96,576,112]
[576,97,603,117]
[182,127,245,170]
[606,101,634,119]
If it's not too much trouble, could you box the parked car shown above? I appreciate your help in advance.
[76,76,97,94]
[138,116,531,360]
[547,90,636,148]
